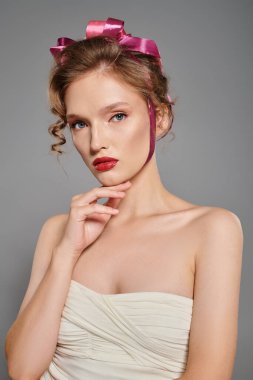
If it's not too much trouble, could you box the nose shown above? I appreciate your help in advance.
[90,122,109,152]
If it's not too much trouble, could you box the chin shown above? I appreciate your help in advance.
[95,174,130,187]
[98,178,124,187]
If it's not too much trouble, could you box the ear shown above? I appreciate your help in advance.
[155,103,171,138]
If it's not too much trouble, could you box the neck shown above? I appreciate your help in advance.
[106,153,176,227]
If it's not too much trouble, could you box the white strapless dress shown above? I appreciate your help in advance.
[40,280,193,379]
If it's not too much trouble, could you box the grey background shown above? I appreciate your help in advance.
[1,0,252,378]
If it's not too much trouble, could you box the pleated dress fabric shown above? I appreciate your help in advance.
[40,279,193,380]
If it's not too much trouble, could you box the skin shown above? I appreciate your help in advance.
[64,69,201,296]
[10,69,242,380]
[65,70,197,223]
[63,70,244,379]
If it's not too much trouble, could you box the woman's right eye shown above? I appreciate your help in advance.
[69,120,87,129]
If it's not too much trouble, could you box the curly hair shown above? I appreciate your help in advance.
[47,35,177,155]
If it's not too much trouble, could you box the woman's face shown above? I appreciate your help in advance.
[65,70,152,186]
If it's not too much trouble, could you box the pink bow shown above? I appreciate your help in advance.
[49,17,173,104]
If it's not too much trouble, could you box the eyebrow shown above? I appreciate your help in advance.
[66,101,130,121]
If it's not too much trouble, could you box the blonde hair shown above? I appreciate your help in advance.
[47,35,176,155]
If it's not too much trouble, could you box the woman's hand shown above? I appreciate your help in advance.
[54,181,132,262]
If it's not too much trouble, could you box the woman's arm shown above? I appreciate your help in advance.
[5,215,76,380]
[179,208,244,380]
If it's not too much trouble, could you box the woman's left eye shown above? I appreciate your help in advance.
[111,112,127,122]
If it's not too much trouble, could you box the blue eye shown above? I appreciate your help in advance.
[69,120,86,130]
[69,112,127,130]
[112,112,127,122]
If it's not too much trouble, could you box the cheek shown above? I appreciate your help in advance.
[70,114,150,162]
[121,117,150,158]
[71,133,89,159]
[71,132,85,149]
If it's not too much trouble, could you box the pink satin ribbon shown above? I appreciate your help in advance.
[49,17,173,104]
[50,17,161,63]
[50,17,173,166]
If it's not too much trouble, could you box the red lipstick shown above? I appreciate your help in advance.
[93,156,119,172]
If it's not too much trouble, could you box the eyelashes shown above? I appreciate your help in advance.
[68,112,128,130]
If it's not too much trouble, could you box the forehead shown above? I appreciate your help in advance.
[66,101,131,121]
[64,70,142,112]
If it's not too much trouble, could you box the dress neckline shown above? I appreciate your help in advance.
[70,279,193,304]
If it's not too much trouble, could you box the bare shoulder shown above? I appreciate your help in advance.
[195,206,244,258]
[43,212,69,228]
[184,206,244,378]
[30,212,69,267]
[199,205,243,226]
[186,203,242,227]
[41,213,69,239]
[15,213,69,318]
[34,212,70,254]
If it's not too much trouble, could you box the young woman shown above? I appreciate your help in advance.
[5,17,243,380]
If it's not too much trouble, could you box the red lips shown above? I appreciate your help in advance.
[93,156,118,166]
